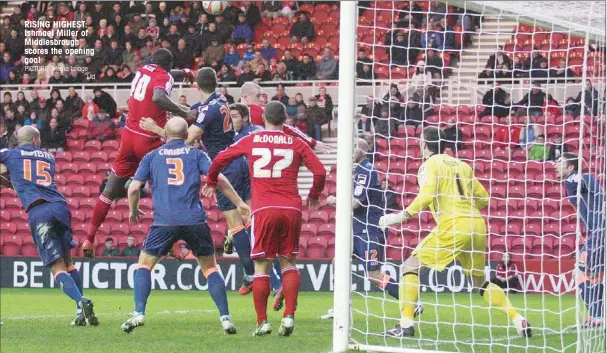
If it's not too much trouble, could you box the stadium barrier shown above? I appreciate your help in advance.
[0,257,575,294]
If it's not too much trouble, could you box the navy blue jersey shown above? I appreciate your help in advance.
[352,160,384,235]
[191,92,233,159]
[134,139,212,226]
[563,172,605,244]
[0,144,65,211]
[234,122,263,142]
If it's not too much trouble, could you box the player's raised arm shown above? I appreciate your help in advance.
[127,153,152,224]
[299,140,327,210]
[283,124,334,154]
[472,176,490,210]
[205,138,248,188]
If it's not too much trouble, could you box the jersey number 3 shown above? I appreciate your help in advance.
[166,158,184,185]
[252,148,293,178]
[23,159,51,186]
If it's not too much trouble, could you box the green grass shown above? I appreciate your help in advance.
[0,288,602,353]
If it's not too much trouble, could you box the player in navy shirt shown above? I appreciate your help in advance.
[121,118,250,335]
[0,126,98,327]
[557,153,605,328]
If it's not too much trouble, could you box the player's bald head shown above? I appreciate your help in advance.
[353,138,369,162]
[165,117,188,141]
[17,125,41,147]
[240,82,262,104]
[356,138,369,153]
[196,67,217,94]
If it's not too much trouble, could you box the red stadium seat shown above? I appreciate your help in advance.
[326,237,336,259]
[89,151,109,163]
[73,223,88,237]
[55,151,73,163]
[21,237,38,257]
[72,151,90,163]
[110,224,130,237]
[72,186,91,198]
[556,236,576,258]
[130,224,149,237]
[301,224,318,238]
[60,164,80,177]
[79,198,97,211]
[308,211,329,225]
[318,224,335,238]
[510,237,531,260]
[386,236,409,260]
[531,236,556,258]
[210,223,227,239]
[79,163,98,176]
[71,210,87,224]
[84,175,104,187]
[83,140,102,152]
[102,140,120,152]
[0,210,10,222]
[65,175,85,186]
[66,140,84,150]
[139,198,153,212]
[1,235,23,256]
[106,211,123,223]
[305,236,327,258]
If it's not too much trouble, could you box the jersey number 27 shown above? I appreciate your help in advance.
[252,148,293,178]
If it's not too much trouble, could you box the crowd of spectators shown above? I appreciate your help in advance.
[100,235,141,257]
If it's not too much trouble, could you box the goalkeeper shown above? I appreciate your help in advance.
[379,127,531,338]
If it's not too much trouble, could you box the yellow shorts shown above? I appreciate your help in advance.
[412,217,487,277]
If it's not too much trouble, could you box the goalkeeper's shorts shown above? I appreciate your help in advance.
[412,217,486,277]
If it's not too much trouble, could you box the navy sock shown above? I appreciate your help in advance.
[579,280,592,311]
[383,278,400,300]
[55,272,83,305]
[207,271,230,317]
[232,228,255,277]
[589,281,604,320]
[134,267,152,314]
[68,267,84,309]
[270,258,282,292]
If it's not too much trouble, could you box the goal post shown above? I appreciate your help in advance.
[333,1,606,353]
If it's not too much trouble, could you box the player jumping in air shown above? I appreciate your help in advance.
[556,153,605,328]
[379,127,531,338]
[120,117,250,334]
[204,101,327,337]
[81,48,194,257]
[0,126,99,327]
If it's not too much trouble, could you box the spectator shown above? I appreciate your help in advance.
[140,39,156,62]
[86,109,116,142]
[0,122,8,149]
[315,87,334,118]
[286,96,299,119]
[401,99,424,127]
[41,117,66,152]
[316,48,337,80]
[238,44,256,69]
[14,91,29,112]
[24,111,40,127]
[48,107,68,131]
[272,62,293,81]
[357,49,373,77]
[202,39,224,70]
[218,64,237,82]
[421,29,442,50]
[551,58,576,82]
[412,85,434,116]
[254,63,272,82]
[295,93,306,107]
[530,59,550,84]
[512,56,526,79]
[548,135,568,161]
[49,89,64,108]
[101,237,120,257]
[543,94,562,118]
[361,96,381,122]
[375,107,396,138]
[443,117,463,153]
[358,63,377,83]
[524,50,546,73]
[4,109,20,134]
[237,64,257,86]
[496,63,513,84]
[178,242,196,260]
[15,105,28,123]
[515,82,546,117]
[106,39,123,68]
[494,115,521,153]
[491,253,520,294]
[411,61,433,89]
[357,113,375,145]
[33,71,49,90]
[0,52,15,83]
[173,39,193,69]
[305,97,328,141]
[7,122,20,147]
[282,49,300,76]
[437,18,455,50]
[390,32,410,66]
[291,105,309,131]
[262,1,283,18]
[429,0,448,26]
[297,54,316,80]
[260,38,278,62]
[232,13,253,44]
[219,86,235,104]
[241,1,261,27]
[146,18,160,41]
[2,92,15,112]
[382,84,403,103]
[566,79,600,117]
[93,88,117,118]
[519,115,541,149]
[479,82,507,118]
[290,12,315,44]
[6,69,19,85]
[82,96,100,121]
[178,95,189,107]
[120,65,135,83]
[249,51,268,72]
[425,49,443,79]
[485,46,511,76]
[215,14,234,43]
[100,67,120,86]
[120,235,141,257]
[223,45,240,68]
[271,85,289,105]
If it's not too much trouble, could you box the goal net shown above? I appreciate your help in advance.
[333,1,606,352]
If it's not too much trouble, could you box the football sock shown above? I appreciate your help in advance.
[231,227,255,277]
[253,275,270,325]
[86,195,112,242]
[205,269,230,317]
[399,273,419,328]
[55,271,83,306]
[281,267,301,318]
[67,265,83,309]
[480,282,518,320]
[134,267,152,314]
[270,258,282,292]
[376,274,400,299]
[588,281,604,320]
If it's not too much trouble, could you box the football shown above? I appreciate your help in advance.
[202,1,229,15]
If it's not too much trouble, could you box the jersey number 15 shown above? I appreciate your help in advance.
[23,159,51,186]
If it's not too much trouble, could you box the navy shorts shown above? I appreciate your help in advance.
[142,224,214,258]
[353,226,384,272]
[216,157,251,211]
[27,201,74,267]
[579,241,605,275]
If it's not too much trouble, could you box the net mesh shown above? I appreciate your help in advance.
[347,1,606,352]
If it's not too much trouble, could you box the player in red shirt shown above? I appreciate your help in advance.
[204,101,326,337]
[82,49,194,256]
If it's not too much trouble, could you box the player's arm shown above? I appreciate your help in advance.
[151,88,191,118]
[205,142,246,188]
[185,124,204,145]
[169,69,195,84]
[326,170,373,210]
[472,176,490,210]
[127,154,151,224]
[300,142,327,210]
[282,124,332,154]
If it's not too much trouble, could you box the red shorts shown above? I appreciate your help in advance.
[250,208,302,260]
[112,128,163,178]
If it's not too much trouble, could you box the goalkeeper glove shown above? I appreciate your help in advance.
[378,211,408,230]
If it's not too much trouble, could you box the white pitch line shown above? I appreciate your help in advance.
[3,309,216,320]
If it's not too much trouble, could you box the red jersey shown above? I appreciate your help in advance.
[249,104,265,126]
[127,64,174,138]
[249,104,317,148]
[207,130,326,213]
[495,262,518,281]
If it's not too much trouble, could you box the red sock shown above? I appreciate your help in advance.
[86,195,112,242]
[281,267,301,318]
[252,275,270,325]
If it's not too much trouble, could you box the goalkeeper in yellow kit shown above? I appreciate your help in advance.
[379,127,531,338]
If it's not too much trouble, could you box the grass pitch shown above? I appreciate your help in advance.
[0,288,601,353]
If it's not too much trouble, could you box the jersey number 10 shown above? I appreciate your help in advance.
[23,159,51,186]
[252,148,293,178]
[130,72,151,101]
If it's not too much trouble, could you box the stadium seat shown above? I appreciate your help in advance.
[301,224,318,238]
[2,235,23,256]
[510,237,531,260]
[531,236,557,258]
[102,140,120,151]
[0,210,10,222]
[326,237,336,259]
[556,236,576,258]
[72,151,90,163]
[65,175,85,187]
[139,198,153,212]
[15,223,30,236]
[298,236,308,256]
[79,163,98,176]
[72,223,88,238]
[130,224,149,238]
[66,139,84,150]
[386,236,409,260]
[308,211,329,225]
[83,140,102,152]
[84,175,104,187]
[305,237,327,258]
[72,186,92,198]
[71,210,87,224]
[60,164,80,177]
[318,224,335,238]
[21,237,38,257]
[55,151,73,163]
[10,210,27,223]
[79,198,97,211]
[209,223,227,239]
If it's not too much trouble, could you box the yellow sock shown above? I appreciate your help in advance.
[482,283,518,320]
[399,273,420,325]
